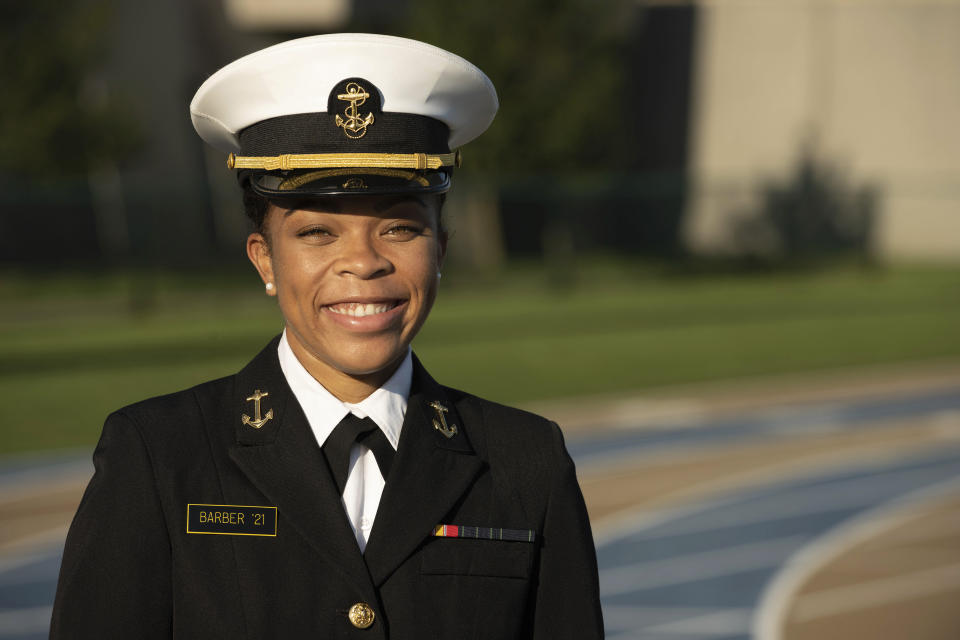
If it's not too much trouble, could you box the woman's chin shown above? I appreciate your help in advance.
[321,342,409,380]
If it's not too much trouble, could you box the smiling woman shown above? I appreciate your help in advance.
[51,34,602,639]
[248,194,446,401]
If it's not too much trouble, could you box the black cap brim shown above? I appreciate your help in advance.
[244,168,452,198]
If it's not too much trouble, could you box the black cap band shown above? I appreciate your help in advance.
[238,78,450,156]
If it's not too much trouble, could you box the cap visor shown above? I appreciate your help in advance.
[246,168,451,198]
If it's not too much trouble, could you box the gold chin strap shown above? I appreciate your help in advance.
[227,150,461,171]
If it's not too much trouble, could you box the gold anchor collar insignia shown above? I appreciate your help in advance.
[242,389,274,429]
[429,400,457,438]
[334,82,375,139]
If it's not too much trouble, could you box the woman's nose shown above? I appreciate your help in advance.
[335,234,392,279]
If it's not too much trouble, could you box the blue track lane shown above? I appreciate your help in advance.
[565,387,960,470]
[594,448,960,640]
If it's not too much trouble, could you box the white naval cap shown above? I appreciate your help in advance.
[189,34,498,197]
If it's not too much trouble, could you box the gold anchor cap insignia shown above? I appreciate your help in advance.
[334,82,375,139]
[242,389,274,429]
[429,401,457,438]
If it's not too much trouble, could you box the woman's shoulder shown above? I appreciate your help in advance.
[106,373,237,437]
[442,386,580,522]
[443,385,568,461]
[119,374,233,413]
[448,386,557,430]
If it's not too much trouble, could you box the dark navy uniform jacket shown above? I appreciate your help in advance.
[51,336,603,638]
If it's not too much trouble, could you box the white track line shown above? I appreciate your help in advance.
[601,605,730,630]
[0,468,91,505]
[752,476,960,640]
[0,605,52,637]
[601,535,807,596]
[790,562,960,622]
[619,461,960,542]
[593,495,737,549]
[867,512,960,543]
[645,607,753,636]
[577,402,960,473]
[0,552,50,577]
[592,445,960,548]
[0,524,69,558]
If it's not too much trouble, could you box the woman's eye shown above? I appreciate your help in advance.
[297,227,332,238]
[384,224,422,239]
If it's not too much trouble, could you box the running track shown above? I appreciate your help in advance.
[1,385,958,639]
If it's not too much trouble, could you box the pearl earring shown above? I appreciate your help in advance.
[437,272,442,280]
[265,282,275,292]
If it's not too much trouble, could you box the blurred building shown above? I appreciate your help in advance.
[682,0,960,261]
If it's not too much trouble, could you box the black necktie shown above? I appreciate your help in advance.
[323,413,395,494]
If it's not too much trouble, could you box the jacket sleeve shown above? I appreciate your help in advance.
[50,411,173,638]
[532,424,604,639]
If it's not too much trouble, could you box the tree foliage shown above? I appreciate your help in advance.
[400,0,632,174]
[735,150,877,263]
[0,0,142,177]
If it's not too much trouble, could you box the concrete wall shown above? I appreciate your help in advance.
[684,0,960,261]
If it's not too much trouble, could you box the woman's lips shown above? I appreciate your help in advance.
[321,299,407,331]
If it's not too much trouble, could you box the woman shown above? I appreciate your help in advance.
[52,34,603,639]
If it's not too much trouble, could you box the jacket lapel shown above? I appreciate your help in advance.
[226,337,375,595]
[362,355,484,586]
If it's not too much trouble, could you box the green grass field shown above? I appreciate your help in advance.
[2,262,958,454]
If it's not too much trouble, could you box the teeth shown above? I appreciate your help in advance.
[328,302,396,317]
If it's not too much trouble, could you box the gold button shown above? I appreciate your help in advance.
[348,602,375,629]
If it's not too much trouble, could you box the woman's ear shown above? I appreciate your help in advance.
[246,232,276,295]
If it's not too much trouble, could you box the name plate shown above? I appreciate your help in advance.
[187,504,277,537]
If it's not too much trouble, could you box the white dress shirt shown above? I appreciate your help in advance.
[277,330,410,552]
